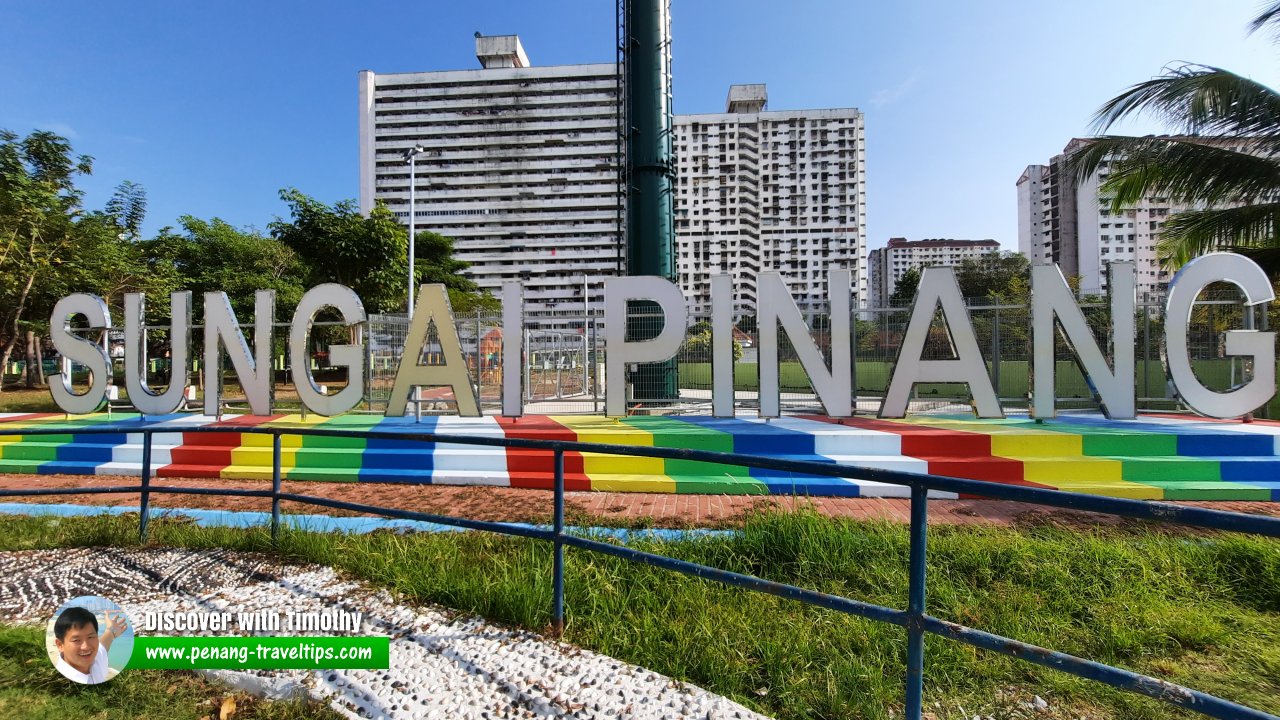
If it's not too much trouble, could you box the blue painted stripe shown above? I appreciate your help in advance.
[0,503,736,542]
[1219,458,1280,483]
[762,478,862,497]
[1176,433,1275,457]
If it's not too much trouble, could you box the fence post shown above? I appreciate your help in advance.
[271,433,282,546]
[991,306,1001,396]
[138,432,152,543]
[552,448,566,634]
[904,484,929,719]
[1143,299,1152,404]
[1262,304,1271,420]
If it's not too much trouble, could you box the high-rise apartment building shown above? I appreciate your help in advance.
[868,237,1000,306]
[1017,137,1266,298]
[359,35,622,311]
[359,41,867,317]
[674,84,867,317]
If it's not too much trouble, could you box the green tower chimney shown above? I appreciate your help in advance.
[623,0,678,404]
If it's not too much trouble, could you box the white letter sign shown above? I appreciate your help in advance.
[604,276,687,417]
[1165,253,1276,418]
[881,267,1001,418]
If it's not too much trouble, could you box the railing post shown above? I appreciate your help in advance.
[904,484,929,720]
[271,433,282,546]
[552,448,566,634]
[990,306,1001,396]
[138,431,152,543]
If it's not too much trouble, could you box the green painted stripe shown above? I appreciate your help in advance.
[673,475,772,495]
[304,415,380,449]
[1082,433,1178,457]
[1145,481,1272,501]
[1116,457,1221,482]
[289,447,365,470]
[1018,420,1181,457]
[620,416,758,485]
[0,441,68,461]
[284,467,362,482]
[0,460,46,473]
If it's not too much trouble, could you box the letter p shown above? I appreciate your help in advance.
[604,277,687,417]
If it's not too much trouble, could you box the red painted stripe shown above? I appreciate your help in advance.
[496,416,590,491]
[0,413,60,424]
[798,414,1051,495]
[156,463,226,479]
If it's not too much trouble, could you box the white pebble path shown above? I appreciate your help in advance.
[0,547,771,720]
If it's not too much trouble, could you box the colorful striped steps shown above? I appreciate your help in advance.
[0,411,1276,500]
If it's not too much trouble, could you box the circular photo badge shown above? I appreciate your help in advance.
[46,596,134,684]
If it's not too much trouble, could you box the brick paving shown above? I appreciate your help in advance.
[1,474,1277,528]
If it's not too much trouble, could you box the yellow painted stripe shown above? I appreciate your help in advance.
[989,434,1083,457]
[553,415,654,446]
[1048,480,1165,500]
[238,433,306,449]
[554,416,676,484]
[223,447,300,476]
[581,452,666,476]
[1020,457,1123,482]
[219,464,278,481]
[590,473,678,493]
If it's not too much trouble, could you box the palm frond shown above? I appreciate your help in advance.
[1062,137,1121,184]
[1157,203,1280,275]
[1249,1,1280,38]
[1091,64,1280,143]
[1097,137,1280,208]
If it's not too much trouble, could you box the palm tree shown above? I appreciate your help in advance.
[1067,2,1280,277]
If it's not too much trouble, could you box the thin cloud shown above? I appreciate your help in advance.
[871,71,921,108]
[41,121,80,140]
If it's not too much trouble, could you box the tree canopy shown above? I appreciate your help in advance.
[269,189,410,314]
[143,216,305,319]
[1066,2,1280,277]
[0,132,489,394]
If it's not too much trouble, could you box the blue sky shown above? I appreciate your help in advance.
[2,1,1277,250]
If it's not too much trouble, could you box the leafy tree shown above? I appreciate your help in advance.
[955,251,1030,301]
[888,267,921,306]
[0,130,93,391]
[42,214,149,312]
[103,180,147,238]
[681,320,742,362]
[414,229,498,312]
[270,189,409,314]
[1067,3,1280,277]
[142,216,305,320]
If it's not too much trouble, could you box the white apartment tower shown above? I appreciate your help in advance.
[1016,137,1265,298]
[359,42,867,316]
[869,237,1000,306]
[358,35,622,310]
[674,84,867,317]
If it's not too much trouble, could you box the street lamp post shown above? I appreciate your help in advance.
[404,145,427,421]
[404,145,428,318]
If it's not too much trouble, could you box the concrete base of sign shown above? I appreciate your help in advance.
[1,411,1278,501]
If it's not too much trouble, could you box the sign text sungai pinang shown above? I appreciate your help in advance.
[47,253,1276,421]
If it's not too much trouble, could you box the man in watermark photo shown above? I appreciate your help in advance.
[52,606,127,684]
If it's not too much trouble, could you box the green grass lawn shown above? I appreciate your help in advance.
[0,624,339,720]
[0,512,1275,719]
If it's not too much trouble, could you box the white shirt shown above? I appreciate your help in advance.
[55,644,110,684]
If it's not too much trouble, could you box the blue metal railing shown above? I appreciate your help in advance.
[1,423,1277,720]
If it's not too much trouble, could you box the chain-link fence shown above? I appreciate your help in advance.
[38,294,1277,419]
